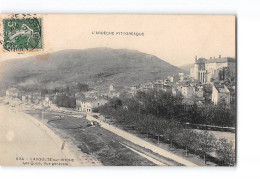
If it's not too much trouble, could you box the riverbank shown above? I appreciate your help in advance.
[0,104,101,166]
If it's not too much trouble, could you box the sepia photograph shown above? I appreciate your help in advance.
[0,14,236,167]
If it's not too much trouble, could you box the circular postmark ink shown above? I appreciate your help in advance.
[3,17,42,51]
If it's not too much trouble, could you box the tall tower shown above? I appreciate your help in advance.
[194,56,199,80]
[191,55,198,79]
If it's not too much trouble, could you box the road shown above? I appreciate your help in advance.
[18,105,185,166]
[88,115,198,167]
[1,101,200,166]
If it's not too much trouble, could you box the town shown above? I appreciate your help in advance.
[3,55,236,113]
[0,54,236,167]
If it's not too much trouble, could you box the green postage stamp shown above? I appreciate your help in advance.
[3,17,42,51]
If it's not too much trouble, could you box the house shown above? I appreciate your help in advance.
[22,95,26,102]
[172,86,178,96]
[140,82,153,91]
[226,85,236,104]
[76,99,83,111]
[167,75,174,83]
[182,98,194,110]
[25,94,32,102]
[78,98,108,113]
[203,84,213,103]
[42,94,54,106]
[6,88,20,98]
[162,84,172,93]
[212,84,230,105]
[80,100,93,113]
[195,85,204,98]
[109,84,124,93]
[178,73,184,81]
[34,96,43,105]
[129,85,140,95]
[153,82,164,91]
[109,84,124,97]
[181,85,195,98]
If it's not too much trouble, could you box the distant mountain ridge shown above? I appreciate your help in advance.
[0,48,184,91]
[179,63,194,74]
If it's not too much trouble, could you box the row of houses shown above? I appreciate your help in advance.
[108,71,235,107]
[5,88,57,107]
[5,87,110,113]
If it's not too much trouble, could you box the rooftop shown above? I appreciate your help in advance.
[214,84,229,93]
[195,57,235,64]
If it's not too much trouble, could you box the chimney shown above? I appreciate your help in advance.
[210,57,212,59]
[195,55,197,62]
[219,55,221,59]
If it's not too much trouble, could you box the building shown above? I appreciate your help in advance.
[211,84,230,105]
[76,99,82,111]
[167,75,174,83]
[6,88,20,98]
[109,84,124,97]
[178,73,184,81]
[181,85,195,98]
[80,100,93,113]
[226,85,236,104]
[162,84,172,93]
[167,74,181,83]
[195,85,204,98]
[129,85,140,95]
[42,94,54,107]
[140,82,153,91]
[153,83,163,91]
[21,95,26,101]
[190,55,236,84]
[171,86,178,96]
[182,98,194,110]
[76,98,108,113]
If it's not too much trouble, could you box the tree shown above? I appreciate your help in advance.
[149,116,167,144]
[196,130,217,164]
[76,82,89,92]
[55,95,76,108]
[138,115,153,138]
[109,97,122,109]
[124,98,142,112]
[216,138,235,166]
[177,129,199,156]
[164,122,183,148]
[200,106,215,127]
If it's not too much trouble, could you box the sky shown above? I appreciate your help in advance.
[0,14,235,66]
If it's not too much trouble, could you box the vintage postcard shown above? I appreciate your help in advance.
[0,14,236,166]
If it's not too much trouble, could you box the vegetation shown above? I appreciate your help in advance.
[97,89,236,165]
[40,82,90,96]
[0,48,183,93]
[54,94,76,108]
[216,138,235,166]
[100,90,235,127]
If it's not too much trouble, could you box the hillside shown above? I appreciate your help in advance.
[179,63,194,74]
[0,48,184,92]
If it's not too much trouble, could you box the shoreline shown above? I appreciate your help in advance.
[0,103,101,166]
